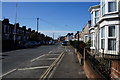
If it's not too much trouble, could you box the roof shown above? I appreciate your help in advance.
[89,5,100,12]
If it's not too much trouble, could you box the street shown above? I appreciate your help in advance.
[2,43,66,79]
[1,43,86,79]
[2,1,120,80]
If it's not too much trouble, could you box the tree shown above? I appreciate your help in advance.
[22,26,26,30]
[29,33,35,41]
[39,34,45,41]
[85,39,91,49]
[29,30,37,41]
[28,28,31,32]
[3,18,9,25]
[31,30,35,33]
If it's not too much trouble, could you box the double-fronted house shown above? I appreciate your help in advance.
[89,0,120,55]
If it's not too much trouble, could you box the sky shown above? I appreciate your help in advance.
[2,2,99,39]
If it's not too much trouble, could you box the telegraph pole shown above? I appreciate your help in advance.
[14,2,18,45]
[37,18,39,32]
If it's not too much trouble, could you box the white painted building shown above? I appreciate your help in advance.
[89,0,120,55]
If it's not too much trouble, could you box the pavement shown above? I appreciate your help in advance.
[49,46,87,79]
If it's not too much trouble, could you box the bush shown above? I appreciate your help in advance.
[85,39,91,49]
[69,40,87,56]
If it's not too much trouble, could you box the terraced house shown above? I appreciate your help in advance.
[89,0,120,55]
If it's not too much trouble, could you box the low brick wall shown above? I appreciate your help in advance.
[83,48,104,79]
[111,60,120,79]
[83,48,120,79]
[84,60,102,78]
[76,52,83,65]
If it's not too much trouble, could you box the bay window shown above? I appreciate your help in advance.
[91,33,93,47]
[101,26,105,49]
[108,0,117,12]
[101,0,117,16]
[108,25,116,50]
[108,25,115,37]
[108,39,116,50]
[95,10,99,23]
[102,0,105,16]
[91,12,93,26]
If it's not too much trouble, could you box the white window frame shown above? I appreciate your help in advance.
[91,12,93,26]
[101,0,118,16]
[84,35,88,42]
[95,10,100,24]
[107,0,118,13]
[108,25,116,38]
[101,0,106,16]
[91,32,95,47]
[91,33,93,47]
[101,26,105,49]
[108,25,116,51]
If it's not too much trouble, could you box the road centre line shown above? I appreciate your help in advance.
[0,69,17,77]
[30,54,46,62]
[40,52,64,80]
[48,52,65,78]
[49,51,52,53]
[46,54,60,55]
[39,58,57,60]
[18,66,49,71]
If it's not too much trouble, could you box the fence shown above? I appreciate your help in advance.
[85,49,111,80]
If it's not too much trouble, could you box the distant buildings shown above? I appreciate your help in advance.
[2,19,30,42]
[71,21,90,43]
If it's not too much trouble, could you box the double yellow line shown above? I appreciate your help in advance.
[40,52,64,80]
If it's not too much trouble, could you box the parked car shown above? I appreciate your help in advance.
[30,41,38,46]
[45,41,49,45]
[37,42,41,46]
[40,41,45,45]
[17,41,30,48]
[49,41,55,45]
[24,41,33,48]
[17,41,27,49]
[62,41,68,46]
